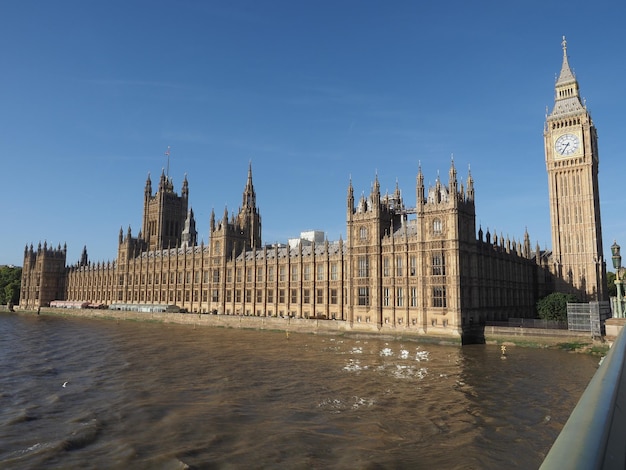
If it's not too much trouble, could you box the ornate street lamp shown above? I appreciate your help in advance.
[611,241,623,318]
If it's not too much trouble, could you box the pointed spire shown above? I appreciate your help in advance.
[242,162,256,209]
[466,165,474,202]
[417,162,425,207]
[182,173,189,199]
[448,155,457,194]
[80,245,88,266]
[524,228,531,258]
[556,36,576,86]
[551,36,584,117]
[145,172,152,197]
[181,207,197,249]
[347,176,354,215]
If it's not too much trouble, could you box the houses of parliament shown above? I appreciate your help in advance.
[19,39,607,337]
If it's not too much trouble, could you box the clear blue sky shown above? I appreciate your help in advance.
[2,1,625,268]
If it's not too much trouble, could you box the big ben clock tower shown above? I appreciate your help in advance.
[544,36,606,301]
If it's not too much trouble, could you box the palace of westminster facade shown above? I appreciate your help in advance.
[19,39,608,337]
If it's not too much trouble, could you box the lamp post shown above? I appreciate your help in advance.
[611,241,623,319]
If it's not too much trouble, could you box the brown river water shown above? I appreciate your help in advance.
[0,313,598,469]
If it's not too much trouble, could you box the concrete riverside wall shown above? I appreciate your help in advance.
[483,325,592,341]
[11,308,600,345]
[23,307,466,341]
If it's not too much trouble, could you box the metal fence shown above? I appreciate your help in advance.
[485,318,568,329]
[567,301,611,337]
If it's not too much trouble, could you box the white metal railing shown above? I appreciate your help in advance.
[540,326,626,469]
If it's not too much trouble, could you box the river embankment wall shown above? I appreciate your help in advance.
[9,307,597,346]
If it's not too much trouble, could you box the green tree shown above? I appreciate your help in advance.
[607,271,617,298]
[0,266,22,305]
[536,292,578,322]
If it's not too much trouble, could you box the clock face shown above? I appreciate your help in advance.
[555,133,580,156]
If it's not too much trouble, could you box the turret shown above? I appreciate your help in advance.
[145,173,152,199]
[417,164,425,207]
[448,157,457,195]
[182,174,189,199]
[347,178,354,217]
[466,166,474,202]
[79,246,88,266]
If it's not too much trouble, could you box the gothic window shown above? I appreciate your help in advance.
[433,218,442,235]
[383,287,390,307]
[330,289,338,304]
[358,287,370,306]
[291,265,298,282]
[303,264,311,281]
[317,265,324,281]
[433,286,447,308]
[236,268,242,283]
[235,290,241,302]
[397,287,404,307]
[358,256,369,278]
[410,255,417,276]
[256,289,262,303]
[267,289,274,303]
[225,290,232,302]
[212,289,219,302]
[279,289,285,303]
[383,257,390,277]
[213,269,220,283]
[214,241,221,255]
[268,266,275,282]
[396,256,404,276]
[330,263,338,281]
[316,289,323,304]
[245,289,252,302]
[279,266,286,282]
[359,226,368,240]
[291,289,298,303]
[226,268,232,283]
[257,267,263,282]
[303,289,310,304]
[432,253,445,276]
[247,268,253,283]
[410,287,418,307]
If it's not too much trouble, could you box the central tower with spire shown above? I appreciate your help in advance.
[544,36,606,300]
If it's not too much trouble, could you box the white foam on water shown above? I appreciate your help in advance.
[380,348,393,357]
[415,350,430,362]
[352,396,375,409]
[343,359,368,372]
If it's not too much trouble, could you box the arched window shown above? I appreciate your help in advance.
[433,218,442,234]
[359,226,368,240]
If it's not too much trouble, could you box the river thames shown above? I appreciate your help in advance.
[0,313,598,469]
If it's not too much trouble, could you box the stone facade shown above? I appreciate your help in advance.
[544,37,607,301]
[19,39,606,337]
[19,160,551,338]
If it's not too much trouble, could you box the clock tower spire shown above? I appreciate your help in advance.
[544,36,606,301]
